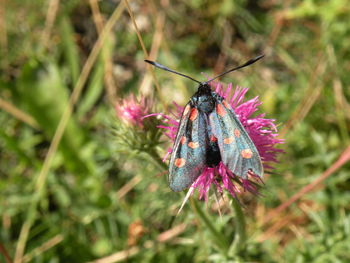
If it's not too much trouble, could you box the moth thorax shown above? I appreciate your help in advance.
[197,95,216,113]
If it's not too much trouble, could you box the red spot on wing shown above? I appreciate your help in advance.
[180,136,187,145]
[188,142,199,149]
[241,149,253,159]
[174,158,186,168]
[234,129,241,137]
[216,104,226,117]
[189,108,198,121]
[224,137,234,144]
[210,135,217,142]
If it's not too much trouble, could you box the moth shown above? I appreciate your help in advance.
[145,55,264,191]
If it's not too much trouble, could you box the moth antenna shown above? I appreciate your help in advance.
[205,54,264,84]
[145,60,202,84]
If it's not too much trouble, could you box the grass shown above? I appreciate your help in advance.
[1,0,350,262]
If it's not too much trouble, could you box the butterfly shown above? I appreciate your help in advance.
[145,55,264,192]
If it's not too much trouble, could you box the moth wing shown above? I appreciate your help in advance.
[209,100,263,178]
[169,103,207,191]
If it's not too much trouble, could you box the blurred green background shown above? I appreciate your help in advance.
[1,0,350,262]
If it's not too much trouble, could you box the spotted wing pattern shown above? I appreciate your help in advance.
[168,103,208,191]
[209,98,263,178]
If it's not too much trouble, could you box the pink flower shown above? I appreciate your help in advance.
[116,95,152,127]
[156,82,283,200]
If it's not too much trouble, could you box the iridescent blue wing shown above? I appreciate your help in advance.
[169,103,207,191]
[209,98,263,178]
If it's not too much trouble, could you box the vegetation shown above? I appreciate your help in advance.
[1,0,350,262]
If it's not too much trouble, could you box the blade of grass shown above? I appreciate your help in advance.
[0,242,12,263]
[327,44,350,143]
[41,0,60,51]
[89,0,118,105]
[139,4,164,96]
[59,16,80,84]
[0,0,8,65]
[123,0,166,109]
[0,97,39,129]
[76,51,105,118]
[22,235,63,263]
[89,246,140,263]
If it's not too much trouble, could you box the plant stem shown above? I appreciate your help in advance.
[229,197,247,256]
[191,198,229,256]
[146,149,167,170]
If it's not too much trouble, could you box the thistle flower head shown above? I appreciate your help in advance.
[115,94,151,127]
[114,94,162,154]
[156,82,283,200]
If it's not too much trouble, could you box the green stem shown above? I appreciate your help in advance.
[191,198,229,256]
[229,197,247,256]
[146,148,167,170]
